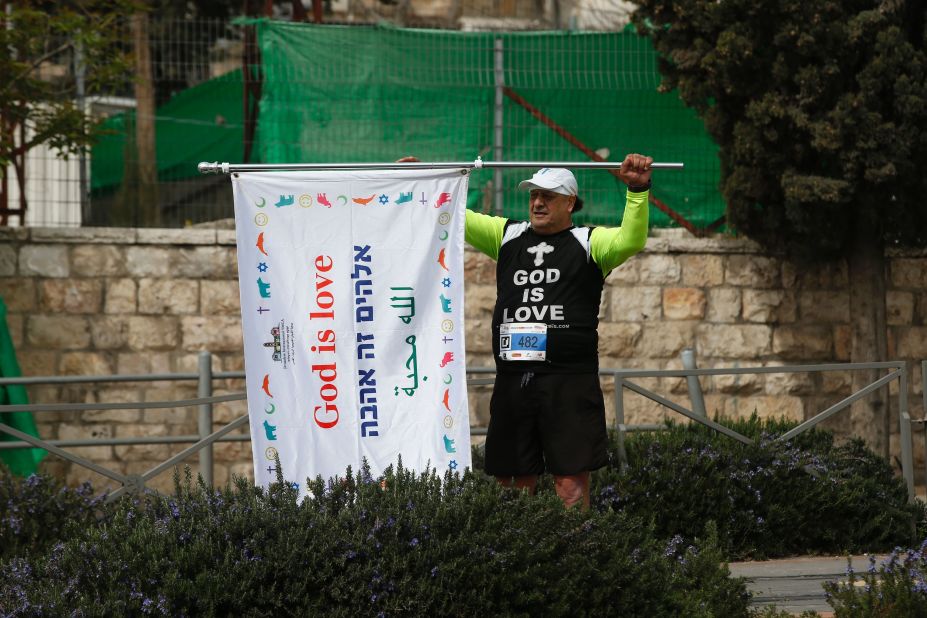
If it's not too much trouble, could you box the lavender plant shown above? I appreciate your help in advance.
[0,464,752,616]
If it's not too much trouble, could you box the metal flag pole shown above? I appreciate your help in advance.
[197,159,684,175]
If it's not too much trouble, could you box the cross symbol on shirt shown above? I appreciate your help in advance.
[526,242,554,267]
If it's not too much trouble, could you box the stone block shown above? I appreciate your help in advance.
[0,244,15,276]
[71,245,127,276]
[917,293,927,326]
[772,326,834,360]
[891,258,927,288]
[465,318,491,354]
[138,279,199,315]
[887,291,914,326]
[466,284,496,317]
[126,246,171,277]
[725,255,780,288]
[663,287,706,320]
[706,288,742,323]
[697,324,773,359]
[781,262,797,289]
[0,278,36,311]
[171,247,236,278]
[201,280,241,315]
[679,254,724,287]
[464,250,496,285]
[180,316,243,352]
[712,370,762,395]
[212,441,252,465]
[27,315,90,349]
[742,289,797,323]
[6,313,22,347]
[468,388,492,426]
[114,424,172,460]
[127,316,180,351]
[896,327,927,358]
[19,351,57,376]
[58,423,113,460]
[821,371,852,395]
[39,279,103,314]
[19,245,69,277]
[104,278,137,314]
[794,260,848,288]
[607,258,639,284]
[636,322,696,358]
[622,393,668,426]
[723,395,803,422]
[214,399,249,425]
[83,387,143,423]
[597,322,642,358]
[59,352,114,376]
[833,325,851,361]
[608,286,662,321]
[89,316,130,350]
[799,291,850,323]
[763,362,815,395]
[217,230,237,246]
[636,254,681,285]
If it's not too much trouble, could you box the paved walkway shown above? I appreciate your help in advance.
[728,554,888,615]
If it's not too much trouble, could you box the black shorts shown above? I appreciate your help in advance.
[483,371,608,477]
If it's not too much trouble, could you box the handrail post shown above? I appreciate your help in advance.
[922,360,927,497]
[681,348,707,418]
[614,374,628,473]
[899,365,914,502]
[197,351,214,487]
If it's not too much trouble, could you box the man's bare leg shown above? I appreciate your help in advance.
[554,472,590,509]
[496,475,538,494]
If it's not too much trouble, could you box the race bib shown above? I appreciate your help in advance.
[499,323,548,361]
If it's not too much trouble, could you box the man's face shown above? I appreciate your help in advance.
[529,189,575,235]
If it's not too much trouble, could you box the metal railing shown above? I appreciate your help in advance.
[0,353,922,502]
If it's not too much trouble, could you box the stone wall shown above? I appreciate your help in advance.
[1,226,926,492]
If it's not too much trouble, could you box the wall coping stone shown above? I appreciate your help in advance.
[137,228,217,245]
[5,226,927,258]
[30,227,138,244]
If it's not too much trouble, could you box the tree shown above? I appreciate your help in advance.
[631,0,927,455]
[0,1,134,224]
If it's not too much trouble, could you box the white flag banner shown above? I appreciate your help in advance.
[232,168,471,495]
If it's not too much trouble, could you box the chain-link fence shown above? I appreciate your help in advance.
[3,3,723,230]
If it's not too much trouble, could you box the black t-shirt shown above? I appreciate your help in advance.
[491,221,605,373]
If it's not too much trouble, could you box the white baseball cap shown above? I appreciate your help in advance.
[517,168,578,196]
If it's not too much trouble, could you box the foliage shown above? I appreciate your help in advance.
[0,466,105,563]
[631,0,927,254]
[0,1,135,169]
[0,465,751,617]
[823,542,927,616]
[588,416,921,560]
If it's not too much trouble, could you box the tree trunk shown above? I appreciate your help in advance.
[131,11,159,226]
[848,214,889,459]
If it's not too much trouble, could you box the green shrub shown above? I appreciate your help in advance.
[589,416,922,560]
[822,543,927,617]
[0,465,105,562]
[0,465,751,617]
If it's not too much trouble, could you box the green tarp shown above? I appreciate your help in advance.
[0,297,44,476]
[91,69,244,193]
[254,21,723,228]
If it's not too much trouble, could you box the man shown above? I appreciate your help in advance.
[399,154,653,508]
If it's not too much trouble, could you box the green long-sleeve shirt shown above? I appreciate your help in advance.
[463,189,650,277]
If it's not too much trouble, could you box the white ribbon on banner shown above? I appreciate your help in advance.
[232,168,471,495]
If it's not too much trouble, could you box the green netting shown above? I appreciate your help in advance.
[255,21,723,229]
[91,69,244,193]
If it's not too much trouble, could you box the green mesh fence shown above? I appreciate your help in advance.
[254,20,723,229]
